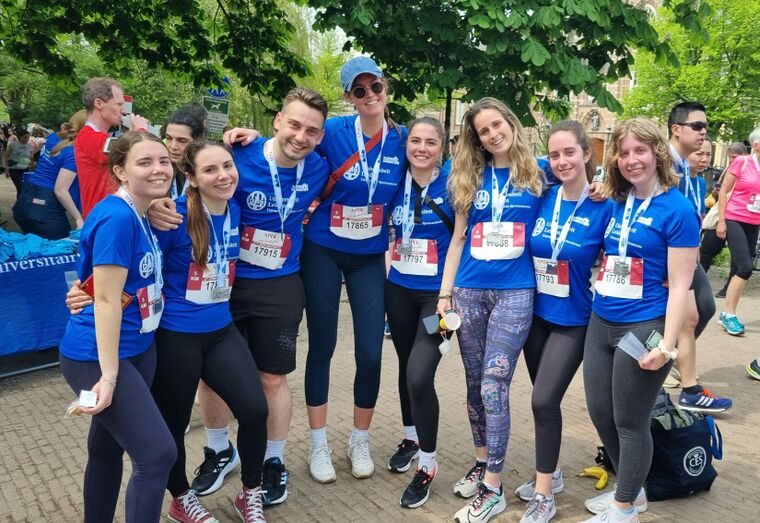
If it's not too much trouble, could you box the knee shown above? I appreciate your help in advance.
[406,371,433,398]
[683,307,699,331]
[139,434,178,476]
[480,376,508,415]
[735,264,753,280]
[235,397,269,428]
[531,393,559,423]
[260,372,287,393]
[356,348,382,374]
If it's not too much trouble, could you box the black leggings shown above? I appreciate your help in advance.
[59,345,176,523]
[152,323,268,496]
[385,281,443,453]
[523,315,586,473]
[700,228,734,287]
[691,264,716,338]
[726,219,760,280]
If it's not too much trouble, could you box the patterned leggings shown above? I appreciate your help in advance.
[454,287,534,474]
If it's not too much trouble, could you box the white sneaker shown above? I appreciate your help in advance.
[308,443,336,483]
[584,487,647,515]
[347,437,375,478]
[581,504,640,522]
[514,470,564,501]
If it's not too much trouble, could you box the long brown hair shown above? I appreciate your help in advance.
[181,140,233,271]
[604,118,678,202]
[547,120,596,183]
[448,97,543,214]
[50,110,87,157]
[108,131,167,186]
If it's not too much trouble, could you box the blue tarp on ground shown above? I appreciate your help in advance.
[0,253,78,356]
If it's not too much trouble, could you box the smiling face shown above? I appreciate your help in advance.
[272,100,325,166]
[472,108,514,162]
[407,123,443,172]
[617,134,658,190]
[165,123,194,166]
[345,73,387,120]
[113,140,173,200]
[187,145,238,209]
[547,130,591,186]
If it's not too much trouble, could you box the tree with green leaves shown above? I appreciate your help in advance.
[308,0,709,138]
[623,0,760,141]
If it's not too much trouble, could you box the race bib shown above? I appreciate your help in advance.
[136,283,163,333]
[747,194,760,213]
[595,255,644,300]
[239,227,292,270]
[330,203,383,240]
[533,257,570,297]
[185,261,236,304]
[391,238,438,276]
[470,221,525,260]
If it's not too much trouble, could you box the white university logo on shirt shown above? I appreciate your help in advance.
[343,164,361,181]
[392,205,404,226]
[474,189,490,210]
[139,252,154,278]
[532,217,546,236]
[247,191,268,211]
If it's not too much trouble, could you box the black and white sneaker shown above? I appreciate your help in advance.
[190,443,240,496]
[261,457,289,506]
[388,439,420,473]
[400,466,436,509]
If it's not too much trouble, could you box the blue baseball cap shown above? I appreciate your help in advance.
[340,56,384,92]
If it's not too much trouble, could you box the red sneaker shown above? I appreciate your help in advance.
[234,486,266,522]
[168,490,219,523]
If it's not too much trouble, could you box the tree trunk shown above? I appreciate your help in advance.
[444,88,452,159]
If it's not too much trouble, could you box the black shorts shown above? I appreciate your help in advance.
[230,272,305,374]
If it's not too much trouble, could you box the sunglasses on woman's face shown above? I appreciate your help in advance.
[351,81,385,99]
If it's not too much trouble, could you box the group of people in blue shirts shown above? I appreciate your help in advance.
[57,56,719,523]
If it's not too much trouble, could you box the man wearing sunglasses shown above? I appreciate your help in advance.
[665,101,733,413]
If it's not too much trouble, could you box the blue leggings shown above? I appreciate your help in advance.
[454,287,534,475]
[301,239,386,408]
[59,345,176,523]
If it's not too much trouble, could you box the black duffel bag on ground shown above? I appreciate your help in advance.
[646,394,723,501]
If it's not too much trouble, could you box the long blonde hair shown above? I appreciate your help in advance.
[50,109,87,157]
[448,97,543,213]
[604,117,678,202]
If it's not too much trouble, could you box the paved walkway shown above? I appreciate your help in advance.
[1,177,759,522]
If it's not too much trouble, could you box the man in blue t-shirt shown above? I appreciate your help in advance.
[149,87,331,506]
[666,102,732,413]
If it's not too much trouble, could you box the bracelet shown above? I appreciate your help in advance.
[657,341,679,361]
[438,294,452,300]
[101,376,117,388]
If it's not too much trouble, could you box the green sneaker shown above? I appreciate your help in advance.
[454,483,507,523]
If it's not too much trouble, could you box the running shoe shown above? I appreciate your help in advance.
[400,466,436,508]
[584,487,647,515]
[520,493,556,523]
[261,457,288,506]
[388,439,420,473]
[190,443,240,496]
[384,321,392,337]
[747,358,760,381]
[168,490,219,523]
[718,312,745,336]
[454,461,487,498]
[514,470,564,501]
[454,482,507,523]
[308,443,336,483]
[715,286,727,299]
[234,486,266,523]
[663,369,680,389]
[347,437,375,478]
[679,388,733,413]
[581,504,640,522]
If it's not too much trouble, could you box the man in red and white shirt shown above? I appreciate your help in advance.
[75,77,150,218]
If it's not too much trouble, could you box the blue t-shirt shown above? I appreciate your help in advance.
[24,134,81,209]
[388,166,455,291]
[455,166,542,289]
[305,115,408,254]
[232,137,330,279]
[154,196,241,333]
[530,185,613,326]
[592,188,701,322]
[59,195,161,361]
[677,175,707,215]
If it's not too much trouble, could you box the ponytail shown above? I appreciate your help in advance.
[185,183,211,271]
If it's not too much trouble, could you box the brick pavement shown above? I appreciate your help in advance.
[1,175,760,522]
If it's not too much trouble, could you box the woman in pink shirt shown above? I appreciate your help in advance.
[716,127,760,335]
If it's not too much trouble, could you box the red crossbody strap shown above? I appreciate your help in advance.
[319,128,383,200]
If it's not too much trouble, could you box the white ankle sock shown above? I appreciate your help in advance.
[403,425,418,442]
[264,439,286,461]
[418,450,437,473]
[310,427,327,447]
[350,427,369,444]
[205,426,230,453]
